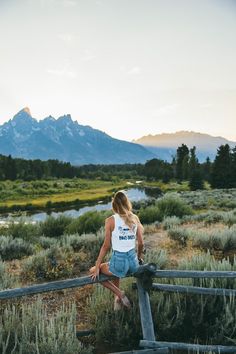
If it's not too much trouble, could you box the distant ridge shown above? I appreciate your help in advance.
[133,131,236,162]
[0,108,155,165]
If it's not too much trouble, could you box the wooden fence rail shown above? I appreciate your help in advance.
[109,349,169,354]
[154,270,236,278]
[137,265,236,353]
[140,340,236,354]
[1,264,236,353]
[151,283,236,296]
[0,274,116,300]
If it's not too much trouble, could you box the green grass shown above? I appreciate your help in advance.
[0,178,127,211]
[141,179,191,191]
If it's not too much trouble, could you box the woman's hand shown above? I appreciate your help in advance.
[90,264,100,281]
[138,257,144,265]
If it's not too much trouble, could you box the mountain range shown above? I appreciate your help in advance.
[0,108,155,165]
[0,108,235,164]
[134,132,236,162]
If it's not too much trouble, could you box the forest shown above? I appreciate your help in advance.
[0,143,235,190]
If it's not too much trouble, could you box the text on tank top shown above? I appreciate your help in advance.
[111,213,137,252]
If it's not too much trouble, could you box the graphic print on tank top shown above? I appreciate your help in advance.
[112,214,137,252]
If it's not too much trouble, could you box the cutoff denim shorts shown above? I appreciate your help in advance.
[108,248,140,278]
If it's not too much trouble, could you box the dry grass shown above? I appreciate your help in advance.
[3,217,234,345]
[142,221,226,268]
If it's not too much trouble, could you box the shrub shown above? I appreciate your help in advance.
[222,210,236,227]
[144,249,168,269]
[38,236,57,249]
[88,278,141,350]
[156,194,193,219]
[1,220,40,242]
[0,257,18,290]
[40,215,72,238]
[0,235,34,261]
[21,245,74,281]
[192,226,236,252]
[203,212,224,226]
[138,205,161,224]
[182,210,236,227]
[142,223,159,234]
[162,216,182,230]
[65,211,105,235]
[87,252,236,350]
[167,227,191,246]
[0,300,92,354]
[62,232,104,263]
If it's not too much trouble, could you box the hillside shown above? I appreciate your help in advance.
[134,131,236,162]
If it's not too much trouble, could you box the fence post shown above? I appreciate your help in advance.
[135,264,157,343]
[137,279,155,341]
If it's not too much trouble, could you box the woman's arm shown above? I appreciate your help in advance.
[95,217,112,266]
[90,217,113,280]
[135,216,144,261]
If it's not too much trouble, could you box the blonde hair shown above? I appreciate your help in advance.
[112,190,137,228]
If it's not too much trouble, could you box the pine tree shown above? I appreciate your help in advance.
[171,156,177,179]
[210,144,232,188]
[188,146,204,190]
[5,155,17,180]
[231,146,236,187]
[202,156,212,182]
[176,144,189,181]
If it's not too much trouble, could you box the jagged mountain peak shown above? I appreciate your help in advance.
[43,115,56,122]
[22,107,32,116]
[12,107,35,123]
[0,109,155,165]
[15,107,32,117]
[57,114,73,124]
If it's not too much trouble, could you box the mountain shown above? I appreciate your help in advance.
[0,108,155,165]
[133,131,236,163]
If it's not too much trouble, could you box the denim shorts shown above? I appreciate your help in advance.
[108,248,140,278]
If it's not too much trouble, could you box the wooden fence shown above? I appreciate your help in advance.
[0,263,236,353]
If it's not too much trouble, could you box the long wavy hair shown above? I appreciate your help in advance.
[112,190,137,229]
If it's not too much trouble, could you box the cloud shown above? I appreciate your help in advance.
[47,64,77,79]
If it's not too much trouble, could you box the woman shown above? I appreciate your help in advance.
[89,190,144,310]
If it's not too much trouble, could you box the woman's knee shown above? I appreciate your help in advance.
[99,263,107,273]
[89,266,95,273]
[100,263,115,276]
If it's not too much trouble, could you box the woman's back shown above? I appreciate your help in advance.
[111,213,137,252]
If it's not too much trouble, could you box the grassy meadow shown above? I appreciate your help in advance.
[0,178,196,213]
[0,185,236,353]
[0,178,128,212]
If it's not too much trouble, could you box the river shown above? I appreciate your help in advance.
[0,187,162,223]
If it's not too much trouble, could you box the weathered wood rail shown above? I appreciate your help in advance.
[1,264,236,353]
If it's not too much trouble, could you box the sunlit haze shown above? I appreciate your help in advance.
[0,0,236,141]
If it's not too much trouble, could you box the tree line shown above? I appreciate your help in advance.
[144,143,236,189]
[0,143,235,190]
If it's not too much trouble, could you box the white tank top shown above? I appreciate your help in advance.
[111,213,137,252]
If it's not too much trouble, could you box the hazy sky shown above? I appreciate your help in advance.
[0,0,236,141]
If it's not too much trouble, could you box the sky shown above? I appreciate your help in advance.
[0,0,236,142]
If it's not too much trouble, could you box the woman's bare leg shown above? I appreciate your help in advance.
[100,263,121,300]
[110,277,120,298]
[89,263,122,298]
